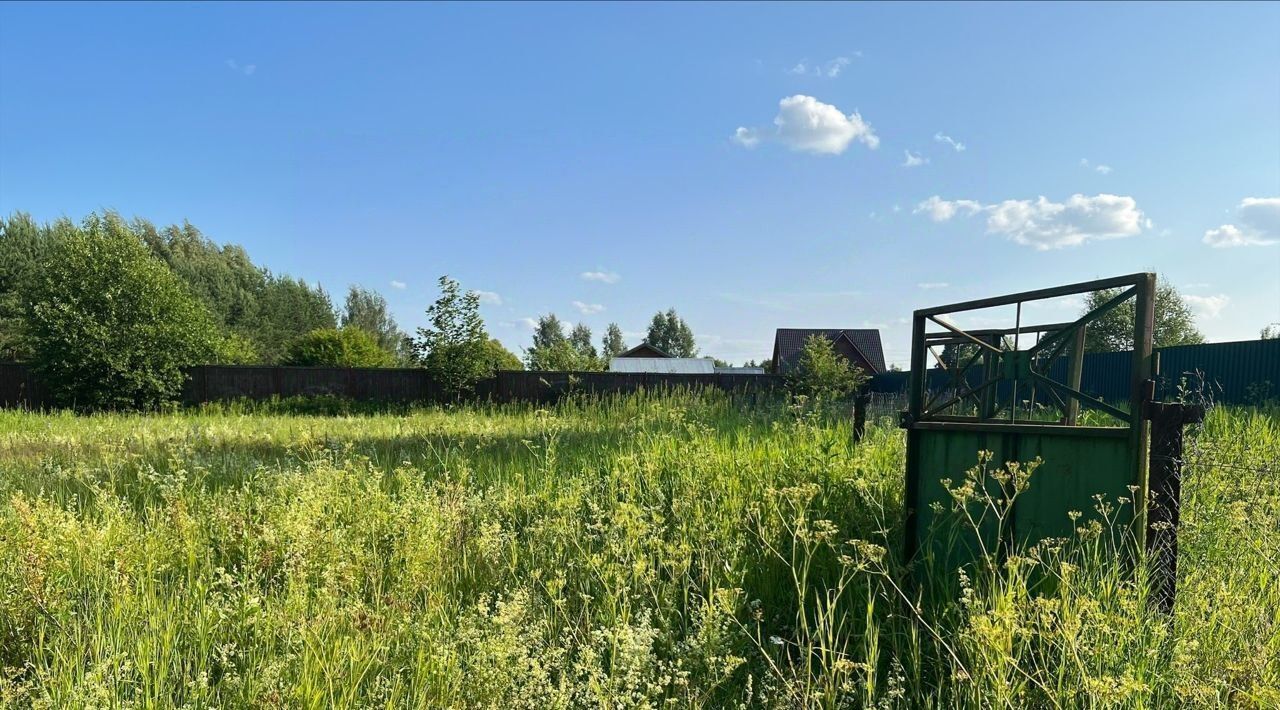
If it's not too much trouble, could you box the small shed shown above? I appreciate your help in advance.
[772,329,886,375]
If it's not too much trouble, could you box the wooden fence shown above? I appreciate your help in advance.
[487,370,786,405]
[3,338,1276,409]
[0,364,786,409]
[181,365,444,403]
[0,363,47,409]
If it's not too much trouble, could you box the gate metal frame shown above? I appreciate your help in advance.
[902,272,1156,562]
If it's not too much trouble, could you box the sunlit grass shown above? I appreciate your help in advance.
[0,392,1275,707]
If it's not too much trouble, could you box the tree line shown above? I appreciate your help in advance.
[0,211,718,409]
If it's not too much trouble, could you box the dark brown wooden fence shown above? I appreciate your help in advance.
[0,363,49,409]
[489,370,786,404]
[181,366,444,403]
[5,338,1276,410]
[0,364,786,409]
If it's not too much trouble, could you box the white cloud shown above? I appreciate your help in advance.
[1203,224,1252,248]
[733,95,878,155]
[518,317,538,330]
[580,269,620,284]
[572,301,605,315]
[902,150,928,168]
[225,59,256,76]
[934,132,966,152]
[823,57,851,77]
[916,193,1147,249]
[987,194,1144,249]
[1203,197,1280,247]
[1182,294,1229,319]
[389,280,406,290]
[472,290,502,305]
[1080,158,1112,174]
[732,127,760,148]
[1241,197,1280,234]
[914,195,982,222]
[917,282,949,289]
[788,56,853,78]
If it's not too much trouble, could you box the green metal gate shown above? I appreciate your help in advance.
[902,273,1156,572]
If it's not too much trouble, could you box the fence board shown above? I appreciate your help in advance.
[2,339,1276,409]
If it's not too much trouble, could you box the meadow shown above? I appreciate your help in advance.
[0,391,1276,708]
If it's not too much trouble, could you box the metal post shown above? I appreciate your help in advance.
[1131,273,1157,538]
[853,392,870,442]
[1064,326,1086,425]
[980,334,999,420]
[1145,401,1204,613]
[903,312,928,560]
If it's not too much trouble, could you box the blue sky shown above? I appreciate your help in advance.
[2,2,1277,366]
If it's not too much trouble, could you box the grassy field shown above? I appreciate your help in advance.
[0,392,1276,708]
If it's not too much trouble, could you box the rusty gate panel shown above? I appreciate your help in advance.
[903,273,1157,572]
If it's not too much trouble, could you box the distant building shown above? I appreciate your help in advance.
[608,342,766,374]
[614,342,674,359]
[609,357,715,374]
[771,329,886,375]
[713,366,767,375]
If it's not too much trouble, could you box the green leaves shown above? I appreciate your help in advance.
[24,214,220,410]
[1083,279,1206,353]
[281,327,397,368]
[788,334,869,403]
[415,276,495,396]
[646,308,697,357]
[525,315,602,371]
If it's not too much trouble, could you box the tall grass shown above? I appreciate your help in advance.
[0,392,1275,707]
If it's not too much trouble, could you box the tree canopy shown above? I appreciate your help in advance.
[601,323,626,361]
[1,211,344,366]
[341,285,411,364]
[1083,279,1204,352]
[480,338,523,372]
[23,214,221,409]
[414,276,492,396]
[525,315,602,370]
[281,327,397,368]
[787,334,869,402]
[645,308,697,357]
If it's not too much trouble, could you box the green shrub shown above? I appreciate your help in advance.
[481,337,523,371]
[213,331,260,364]
[787,334,869,402]
[280,327,396,367]
[23,214,219,410]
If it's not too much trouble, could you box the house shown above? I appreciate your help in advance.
[613,342,675,359]
[771,329,886,375]
[608,342,765,375]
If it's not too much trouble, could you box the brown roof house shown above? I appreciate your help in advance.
[771,329,886,375]
[614,343,673,359]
